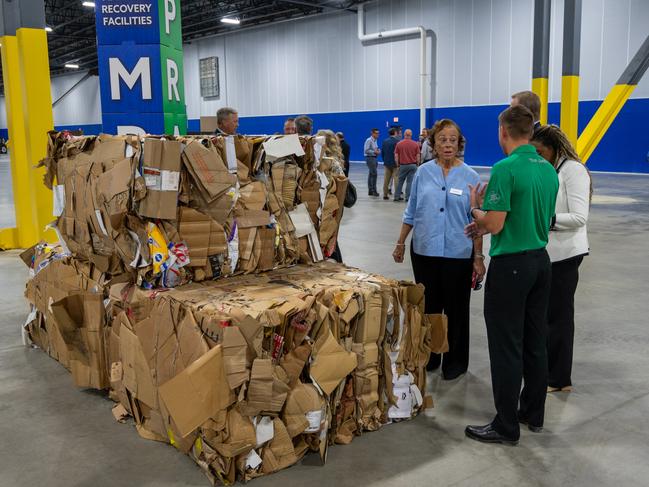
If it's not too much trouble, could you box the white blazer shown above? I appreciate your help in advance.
[546,158,590,263]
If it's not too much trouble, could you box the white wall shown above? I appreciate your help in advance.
[184,0,649,118]
[1,0,647,128]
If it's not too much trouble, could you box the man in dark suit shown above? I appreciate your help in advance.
[337,132,351,176]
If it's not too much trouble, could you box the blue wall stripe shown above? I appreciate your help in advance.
[1,99,646,173]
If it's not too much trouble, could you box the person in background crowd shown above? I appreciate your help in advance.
[464,105,558,446]
[364,128,380,197]
[419,128,429,146]
[511,90,542,133]
[393,119,485,380]
[393,129,419,202]
[215,107,239,135]
[381,128,400,200]
[337,131,351,177]
[317,129,346,264]
[531,125,591,394]
[295,115,314,135]
[421,128,434,163]
[284,118,297,135]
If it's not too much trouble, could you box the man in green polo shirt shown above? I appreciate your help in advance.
[464,105,559,445]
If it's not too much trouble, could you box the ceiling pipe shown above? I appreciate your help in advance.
[357,2,428,132]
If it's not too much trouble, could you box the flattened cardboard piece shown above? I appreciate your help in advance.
[119,316,157,408]
[426,313,449,354]
[139,138,182,220]
[159,345,235,437]
[229,309,264,359]
[261,418,299,474]
[255,227,276,272]
[183,140,237,201]
[353,342,379,370]
[310,327,357,395]
[96,157,132,219]
[222,326,250,390]
[176,311,210,370]
[354,291,383,344]
[238,181,267,211]
[282,382,324,438]
[214,409,256,458]
[178,207,228,268]
[49,292,108,389]
[279,342,312,387]
[235,210,271,229]
[245,359,291,414]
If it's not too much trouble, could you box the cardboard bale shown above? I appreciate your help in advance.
[23,243,436,485]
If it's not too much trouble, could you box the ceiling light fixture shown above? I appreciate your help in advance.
[82,1,95,7]
[220,17,240,25]
[65,63,80,69]
[45,26,53,32]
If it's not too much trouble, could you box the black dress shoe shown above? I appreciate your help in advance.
[518,417,543,433]
[465,423,518,446]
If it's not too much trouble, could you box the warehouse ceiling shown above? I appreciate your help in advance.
[0,0,362,88]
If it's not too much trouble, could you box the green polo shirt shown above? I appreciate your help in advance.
[482,144,559,257]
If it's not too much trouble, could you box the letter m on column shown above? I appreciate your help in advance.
[109,57,152,100]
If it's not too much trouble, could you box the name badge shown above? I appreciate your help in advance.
[449,188,463,196]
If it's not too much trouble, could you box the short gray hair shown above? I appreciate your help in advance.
[294,115,313,135]
[217,107,238,124]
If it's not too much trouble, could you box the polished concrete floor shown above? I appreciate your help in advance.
[1,158,648,486]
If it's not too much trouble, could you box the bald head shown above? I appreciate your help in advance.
[404,129,413,139]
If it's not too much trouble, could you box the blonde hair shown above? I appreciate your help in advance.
[316,129,344,163]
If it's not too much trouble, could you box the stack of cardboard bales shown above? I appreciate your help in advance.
[22,131,449,485]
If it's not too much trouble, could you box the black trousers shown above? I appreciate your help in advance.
[484,248,551,439]
[547,256,583,389]
[410,248,473,378]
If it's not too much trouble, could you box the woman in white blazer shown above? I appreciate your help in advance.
[531,125,591,393]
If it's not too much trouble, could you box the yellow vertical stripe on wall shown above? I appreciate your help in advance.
[16,27,56,246]
[532,77,549,125]
[560,75,580,146]
[577,83,635,164]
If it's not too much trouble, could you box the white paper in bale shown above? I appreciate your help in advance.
[305,410,323,433]
[254,416,274,446]
[225,136,238,173]
[262,134,304,162]
[246,449,263,469]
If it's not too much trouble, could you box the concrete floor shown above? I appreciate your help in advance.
[1,157,649,486]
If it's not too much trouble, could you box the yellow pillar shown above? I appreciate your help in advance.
[560,75,580,146]
[0,35,32,248]
[532,77,549,125]
[17,27,55,246]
